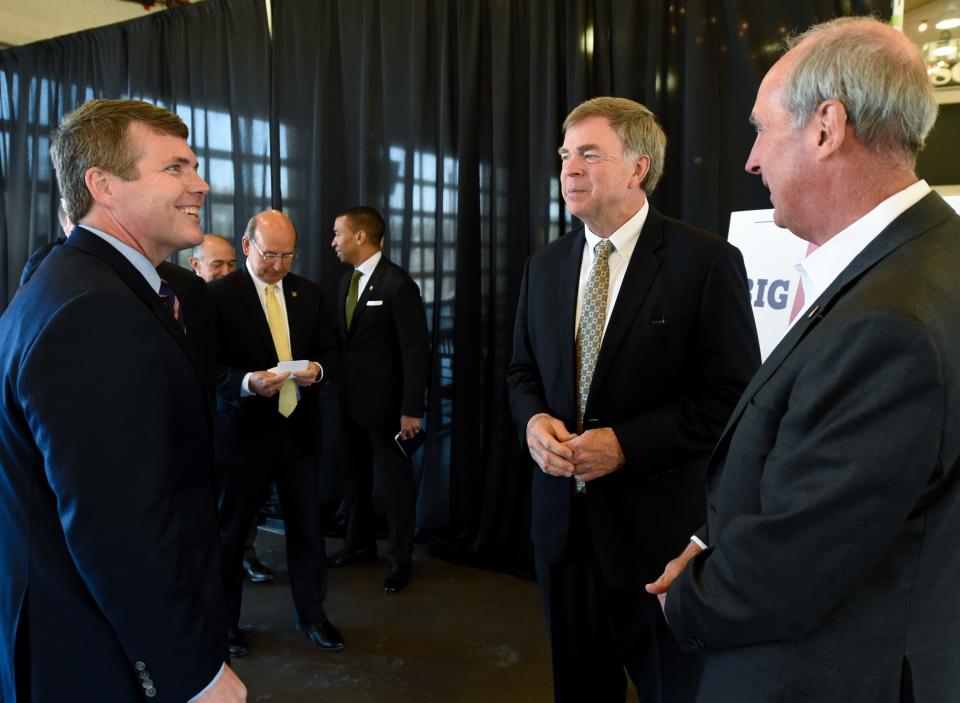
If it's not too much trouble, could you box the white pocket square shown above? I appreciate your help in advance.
[366,300,384,306]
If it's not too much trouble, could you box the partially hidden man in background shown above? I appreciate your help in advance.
[328,206,430,595]
[210,209,342,658]
[648,17,960,703]
[507,96,760,703]
[0,99,245,701]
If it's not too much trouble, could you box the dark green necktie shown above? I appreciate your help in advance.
[345,269,362,330]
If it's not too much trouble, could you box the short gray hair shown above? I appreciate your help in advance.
[782,16,936,161]
[563,97,667,194]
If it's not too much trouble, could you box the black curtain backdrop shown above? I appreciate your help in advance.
[1,0,892,576]
[0,0,272,307]
[269,0,891,574]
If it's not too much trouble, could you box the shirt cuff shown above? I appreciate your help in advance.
[313,362,324,383]
[188,662,225,702]
[690,535,708,551]
[240,372,254,397]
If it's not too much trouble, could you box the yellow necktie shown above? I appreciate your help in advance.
[265,283,297,417]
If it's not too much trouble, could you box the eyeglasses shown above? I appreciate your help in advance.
[248,237,297,262]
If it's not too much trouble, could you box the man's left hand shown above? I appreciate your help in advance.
[290,362,321,387]
[645,540,704,618]
[399,415,422,440]
[563,427,625,482]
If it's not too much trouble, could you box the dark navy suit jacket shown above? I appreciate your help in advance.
[0,227,227,701]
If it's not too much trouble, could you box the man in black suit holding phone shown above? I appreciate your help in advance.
[328,206,430,595]
[507,97,759,703]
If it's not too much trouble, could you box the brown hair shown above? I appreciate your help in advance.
[50,99,189,223]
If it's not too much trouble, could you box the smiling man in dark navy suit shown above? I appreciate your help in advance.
[507,97,759,703]
[0,99,244,702]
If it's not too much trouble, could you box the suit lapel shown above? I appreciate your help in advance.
[66,228,205,384]
[560,232,585,414]
[283,274,303,357]
[348,257,388,338]
[709,191,957,469]
[588,208,665,403]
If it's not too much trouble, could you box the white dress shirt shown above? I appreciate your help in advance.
[790,180,931,327]
[355,249,383,300]
[574,200,649,339]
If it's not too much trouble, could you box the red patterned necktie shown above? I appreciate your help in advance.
[158,279,186,333]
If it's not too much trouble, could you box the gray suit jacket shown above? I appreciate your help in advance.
[666,192,960,702]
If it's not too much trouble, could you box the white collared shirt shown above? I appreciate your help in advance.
[575,200,649,338]
[354,249,383,302]
[790,180,931,326]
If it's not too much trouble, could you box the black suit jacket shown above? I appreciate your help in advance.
[338,256,430,427]
[18,234,67,286]
[507,206,760,589]
[0,227,226,701]
[666,192,960,702]
[209,266,338,464]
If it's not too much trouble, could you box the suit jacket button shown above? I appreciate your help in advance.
[141,678,153,688]
[139,671,151,680]
[145,686,157,698]
[134,661,146,671]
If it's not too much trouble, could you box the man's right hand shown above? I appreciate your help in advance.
[248,370,291,397]
[526,413,577,477]
[195,665,246,702]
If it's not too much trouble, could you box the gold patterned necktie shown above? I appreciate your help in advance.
[574,239,615,492]
[345,269,362,330]
[265,283,297,417]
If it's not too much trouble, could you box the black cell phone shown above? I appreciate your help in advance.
[394,429,426,459]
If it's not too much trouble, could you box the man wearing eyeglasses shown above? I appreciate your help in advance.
[209,209,342,657]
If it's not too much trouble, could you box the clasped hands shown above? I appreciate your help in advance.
[249,362,321,397]
[525,412,625,482]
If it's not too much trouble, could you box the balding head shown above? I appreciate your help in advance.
[242,210,298,284]
[190,234,236,281]
[779,16,936,164]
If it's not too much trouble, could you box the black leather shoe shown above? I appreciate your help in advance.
[242,556,274,583]
[383,561,411,595]
[327,544,378,568]
[296,618,345,651]
[228,629,249,658]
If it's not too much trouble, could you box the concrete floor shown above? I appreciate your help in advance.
[232,530,559,702]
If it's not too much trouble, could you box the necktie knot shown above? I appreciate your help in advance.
[158,279,185,332]
[595,239,615,262]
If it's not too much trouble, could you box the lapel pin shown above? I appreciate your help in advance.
[806,305,820,319]
[368,285,374,291]
[291,291,298,297]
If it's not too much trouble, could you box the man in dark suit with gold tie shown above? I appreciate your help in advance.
[209,209,342,657]
[507,97,760,702]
